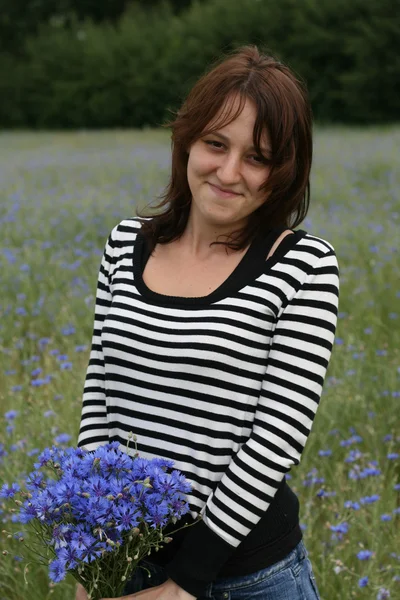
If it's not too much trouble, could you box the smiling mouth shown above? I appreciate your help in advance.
[208,183,241,197]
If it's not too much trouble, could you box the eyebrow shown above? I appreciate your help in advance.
[208,132,271,154]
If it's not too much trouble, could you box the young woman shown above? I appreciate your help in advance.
[76,45,339,600]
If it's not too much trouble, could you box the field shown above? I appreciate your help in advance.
[0,127,399,599]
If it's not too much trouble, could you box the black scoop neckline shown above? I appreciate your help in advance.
[132,225,307,307]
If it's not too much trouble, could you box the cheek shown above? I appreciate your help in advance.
[189,148,217,176]
[253,171,270,196]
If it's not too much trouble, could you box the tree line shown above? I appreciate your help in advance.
[0,0,398,128]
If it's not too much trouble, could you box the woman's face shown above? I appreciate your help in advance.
[187,95,271,231]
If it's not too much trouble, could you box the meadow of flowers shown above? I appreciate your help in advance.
[0,127,399,599]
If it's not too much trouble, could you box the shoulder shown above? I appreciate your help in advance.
[294,231,338,266]
[278,231,339,292]
[301,232,336,255]
[108,216,149,243]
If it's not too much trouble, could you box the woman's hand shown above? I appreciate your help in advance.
[75,583,88,600]
[100,578,196,600]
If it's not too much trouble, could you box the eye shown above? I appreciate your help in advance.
[251,155,267,165]
[204,140,269,166]
[204,140,224,149]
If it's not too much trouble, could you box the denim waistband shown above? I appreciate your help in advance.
[209,539,307,592]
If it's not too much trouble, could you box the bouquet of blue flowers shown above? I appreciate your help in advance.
[0,433,198,600]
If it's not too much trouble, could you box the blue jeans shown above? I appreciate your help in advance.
[123,539,321,599]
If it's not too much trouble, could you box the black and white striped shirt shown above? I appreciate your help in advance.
[77,217,339,597]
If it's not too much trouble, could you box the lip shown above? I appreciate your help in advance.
[208,183,241,198]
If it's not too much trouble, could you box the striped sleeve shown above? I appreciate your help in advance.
[77,227,117,451]
[165,249,340,597]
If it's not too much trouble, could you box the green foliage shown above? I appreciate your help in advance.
[0,0,399,128]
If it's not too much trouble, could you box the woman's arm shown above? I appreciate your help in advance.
[77,226,117,450]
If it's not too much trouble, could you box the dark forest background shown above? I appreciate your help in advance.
[1,0,398,128]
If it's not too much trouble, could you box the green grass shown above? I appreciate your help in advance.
[0,127,399,600]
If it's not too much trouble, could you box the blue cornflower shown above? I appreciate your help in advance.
[318,449,332,457]
[340,438,354,447]
[27,448,40,457]
[60,362,73,370]
[0,483,20,498]
[344,500,360,510]
[32,489,56,522]
[381,514,392,521]
[330,522,349,534]
[75,344,88,352]
[387,453,399,460]
[61,325,75,336]
[5,410,18,420]
[51,524,71,550]
[344,449,363,463]
[57,545,79,569]
[113,504,140,532]
[18,502,38,524]
[88,475,110,498]
[81,496,112,527]
[80,544,105,564]
[376,588,390,599]
[49,558,67,583]
[11,385,23,392]
[54,433,72,444]
[316,489,336,498]
[25,471,44,490]
[361,466,381,478]
[358,576,369,588]
[360,494,380,505]
[70,528,96,551]
[34,447,53,468]
[357,550,374,560]
[53,478,81,504]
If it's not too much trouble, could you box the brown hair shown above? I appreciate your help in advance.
[136,44,312,252]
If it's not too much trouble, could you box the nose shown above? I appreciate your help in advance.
[216,152,242,185]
